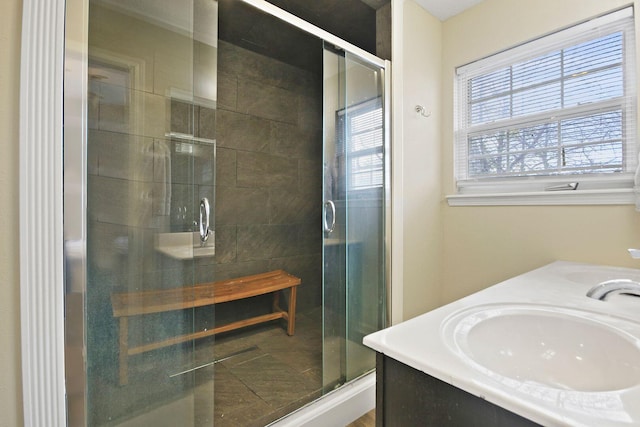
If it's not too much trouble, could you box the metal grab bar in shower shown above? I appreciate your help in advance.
[323,200,336,233]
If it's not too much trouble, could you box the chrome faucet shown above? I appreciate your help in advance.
[586,279,640,301]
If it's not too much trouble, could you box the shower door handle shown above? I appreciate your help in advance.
[323,200,336,233]
[199,197,211,245]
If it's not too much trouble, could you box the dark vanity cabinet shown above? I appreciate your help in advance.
[375,353,541,427]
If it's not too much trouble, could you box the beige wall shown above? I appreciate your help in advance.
[0,0,23,425]
[398,0,443,319]
[440,0,640,304]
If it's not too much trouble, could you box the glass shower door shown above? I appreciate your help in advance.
[322,46,387,389]
[80,0,217,425]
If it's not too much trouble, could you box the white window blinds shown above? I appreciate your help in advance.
[454,7,636,195]
[337,97,384,192]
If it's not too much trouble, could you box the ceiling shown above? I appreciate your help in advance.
[414,0,484,21]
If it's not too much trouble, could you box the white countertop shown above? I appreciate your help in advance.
[363,261,640,427]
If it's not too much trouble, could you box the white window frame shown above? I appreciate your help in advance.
[448,7,637,206]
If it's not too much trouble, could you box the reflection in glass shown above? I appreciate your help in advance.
[85,0,216,425]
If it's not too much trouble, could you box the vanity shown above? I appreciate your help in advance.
[363,262,640,426]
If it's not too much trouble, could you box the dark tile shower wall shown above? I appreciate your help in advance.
[163,41,323,328]
[195,40,324,324]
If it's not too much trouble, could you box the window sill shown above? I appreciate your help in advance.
[446,188,635,206]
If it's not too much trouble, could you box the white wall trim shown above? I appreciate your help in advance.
[19,0,67,425]
[446,188,635,206]
[390,0,404,325]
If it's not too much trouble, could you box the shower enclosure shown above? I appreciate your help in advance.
[64,0,390,425]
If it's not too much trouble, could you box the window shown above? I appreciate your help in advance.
[336,97,384,194]
[451,7,637,205]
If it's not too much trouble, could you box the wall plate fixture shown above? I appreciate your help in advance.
[415,105,431,117]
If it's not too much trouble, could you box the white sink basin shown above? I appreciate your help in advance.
[445,305,640,392]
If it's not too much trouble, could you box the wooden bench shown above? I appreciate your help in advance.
[110,270,301,385]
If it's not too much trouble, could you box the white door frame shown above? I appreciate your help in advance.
[19,0,67,425]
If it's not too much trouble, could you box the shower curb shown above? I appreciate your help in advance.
[268,372,375,427]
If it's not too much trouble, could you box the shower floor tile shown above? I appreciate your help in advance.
[213,365,270,416]
[211,309,323,426]
[91,309,324,427]
[230,353,318,406]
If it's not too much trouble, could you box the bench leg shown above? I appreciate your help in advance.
[287,286,297,336]
[272,291,280,314]
[118,317,129,386]
[272,288,297,335]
